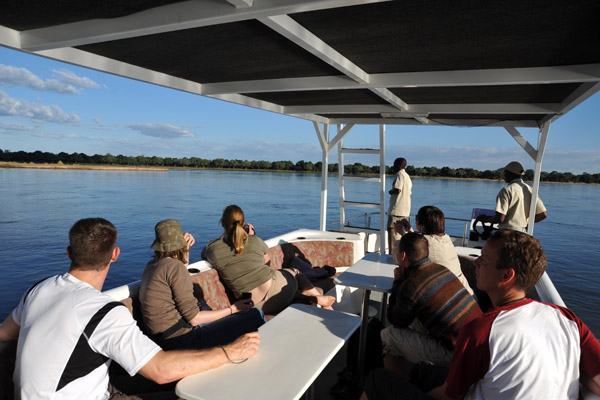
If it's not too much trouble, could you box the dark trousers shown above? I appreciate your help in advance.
[364,364,448,400]
[161,308,265,350]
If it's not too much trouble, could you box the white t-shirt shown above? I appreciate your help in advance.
[388,169,412,217]
[12,273,161,400]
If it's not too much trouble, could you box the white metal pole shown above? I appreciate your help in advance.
[380,124,386,254]
[316,123,330,231]
[527,122,550,236]
[337,124,346,231]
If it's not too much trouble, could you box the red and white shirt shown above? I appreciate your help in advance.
[445,299,600,400]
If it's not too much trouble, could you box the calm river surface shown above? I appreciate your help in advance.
[1,168,599,337]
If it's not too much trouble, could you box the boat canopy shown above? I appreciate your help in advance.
[2,0,599,242]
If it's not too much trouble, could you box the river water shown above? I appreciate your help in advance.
[1,168,598,337]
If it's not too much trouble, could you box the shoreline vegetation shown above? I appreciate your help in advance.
[1,149,599,184]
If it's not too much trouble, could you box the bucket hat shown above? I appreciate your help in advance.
[504,161,525,175]
[151,219,188,252]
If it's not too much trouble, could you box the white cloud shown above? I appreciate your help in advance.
[0,122,35,136]
[0,89,80,125]
[0,64,78,94]
[0,64,102,94]
[125,123,194,138]
[52,69,101,89]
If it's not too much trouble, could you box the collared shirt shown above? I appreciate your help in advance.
[495,178,546,230]
[388,169,412,216]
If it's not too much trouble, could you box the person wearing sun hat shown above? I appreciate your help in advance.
[139,218,265,350]
[488,161,548,232]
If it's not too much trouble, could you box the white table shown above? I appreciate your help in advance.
[455,246,481,259]
[176,303,361,400]
[333,252,397,380]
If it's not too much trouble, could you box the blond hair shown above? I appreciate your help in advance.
[221,204,248,255]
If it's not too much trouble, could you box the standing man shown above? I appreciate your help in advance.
[0,218,260,399]
[490,161,547,232]
[361,230,600,400]
[387,157,412,253]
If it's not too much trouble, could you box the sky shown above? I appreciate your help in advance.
[1,46,599,174]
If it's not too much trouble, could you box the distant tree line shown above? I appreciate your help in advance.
[1,149,598,184]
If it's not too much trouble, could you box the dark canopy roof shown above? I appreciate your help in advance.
[2,0,599,128]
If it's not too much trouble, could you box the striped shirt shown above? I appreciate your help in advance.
[387,258,482,349]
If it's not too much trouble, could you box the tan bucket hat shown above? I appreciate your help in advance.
[150,219,188,252]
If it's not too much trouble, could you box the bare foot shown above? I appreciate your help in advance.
[316,295,336,310]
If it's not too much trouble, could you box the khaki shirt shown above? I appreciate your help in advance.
[204,235,272,297]
[496,178,546,230]
[388,169,412,217]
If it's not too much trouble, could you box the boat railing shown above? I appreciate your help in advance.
[329,212,472,246]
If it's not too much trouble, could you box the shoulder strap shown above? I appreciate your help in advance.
[56,301,125,392]
[23,276,53,302]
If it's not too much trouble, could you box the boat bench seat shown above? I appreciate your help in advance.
[119,239,357,318]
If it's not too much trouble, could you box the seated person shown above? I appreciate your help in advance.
[202,204,335,315]
[140,218,265,350]
[382,232,481,375]
[363,230,600,400]
[0,218,260,399]
[395,205,473,295]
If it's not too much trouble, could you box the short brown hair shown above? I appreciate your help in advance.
[416,205,445,235]
[488,230,547,292]
[69,218,117,271]
[397,232,429,264]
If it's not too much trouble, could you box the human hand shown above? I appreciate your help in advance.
[224,332,260,362]
[394,219,412,234]
[184,232,195,248]
[244,223,256,235]
[232,298,253,313]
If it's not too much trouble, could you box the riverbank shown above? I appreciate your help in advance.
[0,162,168,171]
[1,161,595,184]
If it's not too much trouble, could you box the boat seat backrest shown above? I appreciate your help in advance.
[267,241,355,270]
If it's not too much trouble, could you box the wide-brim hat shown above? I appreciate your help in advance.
[504,161,525,175]
[151,219,187,252]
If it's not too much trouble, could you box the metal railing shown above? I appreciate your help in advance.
[328,212,473,246]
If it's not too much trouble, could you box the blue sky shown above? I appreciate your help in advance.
[1,46,599,173]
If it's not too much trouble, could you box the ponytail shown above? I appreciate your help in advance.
[221,205,248,255]
[230,220,248,255]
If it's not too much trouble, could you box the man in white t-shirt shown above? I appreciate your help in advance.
[0,218,260,400]
[387,157,412,254]
[489,161,547,232]
[361,230,600,400]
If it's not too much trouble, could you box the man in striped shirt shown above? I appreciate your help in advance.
[382,232,481,375]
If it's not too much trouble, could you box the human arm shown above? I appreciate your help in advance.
[138,331,260,384]
[582,373,600,396]
[0,314,19,341]
[427,382,457,400]
[386,281,416,328]
[388,173,402,195]
[534,210,547,223]
[188,298,254,326]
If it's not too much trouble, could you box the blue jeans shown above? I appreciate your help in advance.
[161,308,265,350]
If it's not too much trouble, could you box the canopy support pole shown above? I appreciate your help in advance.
[314,121,355,231]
